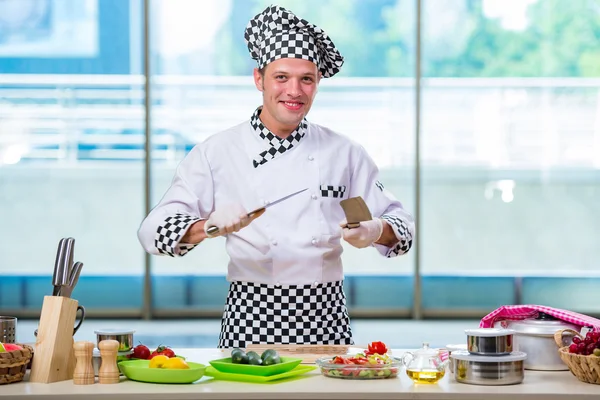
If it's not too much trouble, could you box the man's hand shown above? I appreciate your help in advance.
[204,203,251,237]
[339,218,384,248]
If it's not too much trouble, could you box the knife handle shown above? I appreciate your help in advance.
[205,208,266,237]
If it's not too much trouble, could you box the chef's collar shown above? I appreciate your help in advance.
[244,5,344,78]
[250,107,307,168]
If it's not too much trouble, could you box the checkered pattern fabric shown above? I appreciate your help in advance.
[218,280,354,348]
[320,185,346,198]
[245,5,344,78]
[375,180,384,191]
[251,107,307,167]
[155,214,201,257]
[381,214,413,257]
[480,305,600,331]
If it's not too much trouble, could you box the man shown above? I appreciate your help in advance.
[138,5,414,348]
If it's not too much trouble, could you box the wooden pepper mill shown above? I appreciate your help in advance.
[98,340,120,384]
[73,341,95,385]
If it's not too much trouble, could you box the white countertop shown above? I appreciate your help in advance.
[2,348,598,399]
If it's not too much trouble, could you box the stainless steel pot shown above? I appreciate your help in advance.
[451,350,526,385]
[465,328,514,355]
[494,312,580,371]
[94,329,135,352]
[445,344,468,373]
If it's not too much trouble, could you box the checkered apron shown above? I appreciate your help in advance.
[218,280,354,348]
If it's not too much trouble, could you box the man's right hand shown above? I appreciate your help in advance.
[204,203,252,237]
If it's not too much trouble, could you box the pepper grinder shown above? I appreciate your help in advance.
[98,340,120,384]
[73,341,95,385]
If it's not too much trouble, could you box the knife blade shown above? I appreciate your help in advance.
[52,238,68,296]
[340,196,372,229]
[60,261,83,298]
[62,237,76,286]
[206,188,309,237]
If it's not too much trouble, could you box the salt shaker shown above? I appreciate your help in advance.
[73,341,95,385]
[98,339,120,384]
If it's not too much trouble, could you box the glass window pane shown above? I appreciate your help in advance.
[422,1,600,285]
[0,0,145,314]
[148,0,416,312]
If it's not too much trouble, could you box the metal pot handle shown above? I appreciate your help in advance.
[553,328,582,348]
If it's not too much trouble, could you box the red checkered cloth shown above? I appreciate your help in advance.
[479,305,600,332]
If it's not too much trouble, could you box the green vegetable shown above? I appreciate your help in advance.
[231,348,249,364]
[246,351,263,365]
[261,349,280,365]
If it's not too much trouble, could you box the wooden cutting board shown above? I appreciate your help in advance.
[245,344,362,364]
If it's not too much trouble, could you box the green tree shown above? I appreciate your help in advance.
[212,0,600,78]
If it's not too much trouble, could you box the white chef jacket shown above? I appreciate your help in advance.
[138,118,414,286]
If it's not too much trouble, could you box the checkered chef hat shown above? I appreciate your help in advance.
[244,5,344,78]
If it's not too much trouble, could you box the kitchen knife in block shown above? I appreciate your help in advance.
[30,296,78,383]
[340,196,372,228]
[245,344,352,364]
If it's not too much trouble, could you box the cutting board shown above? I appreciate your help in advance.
[245,344,361,364]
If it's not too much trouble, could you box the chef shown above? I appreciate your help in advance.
[137,4,415,348]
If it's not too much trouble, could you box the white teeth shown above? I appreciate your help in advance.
[284,102,300,107]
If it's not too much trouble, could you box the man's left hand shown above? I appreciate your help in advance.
[339,218,384,248]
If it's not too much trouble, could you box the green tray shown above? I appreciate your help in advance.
[209,356,302,376]
[205,365,316,383]
[118,360,206,384]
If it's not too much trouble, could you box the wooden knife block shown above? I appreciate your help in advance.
[30,296,78,383]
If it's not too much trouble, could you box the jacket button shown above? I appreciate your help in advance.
[312,281,319,287]
[311,239,318,245]
[308,155,314,161]
[311,194,318,200]
[272,240,278,246]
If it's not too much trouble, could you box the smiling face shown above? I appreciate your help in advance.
[253,58,321,138]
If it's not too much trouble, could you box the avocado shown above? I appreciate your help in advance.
[261,349,281,365]
[262,353,281,366]
[246,351,263,365]
[231,348,247,364]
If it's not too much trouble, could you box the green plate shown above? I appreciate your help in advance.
[118,360,206,384]
[209,356,302,376]
[205,365,316,383]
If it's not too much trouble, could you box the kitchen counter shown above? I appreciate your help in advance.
[1,348,598,399]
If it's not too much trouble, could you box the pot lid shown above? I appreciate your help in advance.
[464,328,515,337]
[503,319,579,335]
[445,344,468,352]
[497,313,580,335]
[451,350,527,362]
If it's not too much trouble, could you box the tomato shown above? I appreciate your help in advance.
[150,345,176,359]
[365,341,389,356]
[131,344,151,360]
[332,356,351,365]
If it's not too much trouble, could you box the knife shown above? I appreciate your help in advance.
[52,239,69,296]
[206,187,309,237]
[62,237,76,287]
[340,196,372,229]
[60,261,83,298]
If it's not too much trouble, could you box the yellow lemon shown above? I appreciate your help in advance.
[163,357,190,370]
[149,355,170,369]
